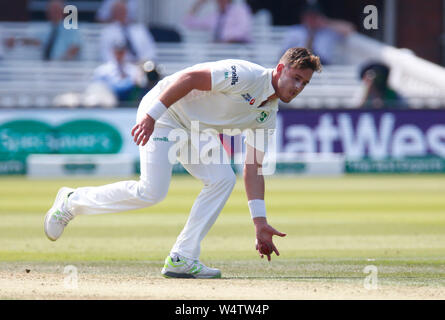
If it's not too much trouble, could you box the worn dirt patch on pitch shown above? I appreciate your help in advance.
[0,263,444,300]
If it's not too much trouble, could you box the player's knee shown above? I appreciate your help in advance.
[138,180,169,205]
[209,171,236,190]
[225,172,237,189]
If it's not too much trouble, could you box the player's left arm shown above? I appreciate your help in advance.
[244,143,286,261]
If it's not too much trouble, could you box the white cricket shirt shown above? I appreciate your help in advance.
[139,59,278,151]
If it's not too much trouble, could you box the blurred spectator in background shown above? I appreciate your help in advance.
[184,0,253,43]
[96,0,139,23]
[41,0,81,61]
[100,0,156,63]
[0,27,4,60]
[356,62,405,109]
[5,0,81,61]
[93,40,147,103]
[142,60,163,91]
[281,1,354,65]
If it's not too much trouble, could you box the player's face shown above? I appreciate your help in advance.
[276,65,313,103]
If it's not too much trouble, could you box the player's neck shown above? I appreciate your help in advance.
[268,69,279,101]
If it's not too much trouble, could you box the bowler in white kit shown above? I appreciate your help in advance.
[44,47,322,278]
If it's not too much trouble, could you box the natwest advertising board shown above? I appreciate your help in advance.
[277,109,445,173]
[278,109,445,160]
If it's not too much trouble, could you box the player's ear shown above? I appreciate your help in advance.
[276,63,285,76]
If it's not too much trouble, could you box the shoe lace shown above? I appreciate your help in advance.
[178,257,204,272]
[188,260,207,273]
[54,209,74,226]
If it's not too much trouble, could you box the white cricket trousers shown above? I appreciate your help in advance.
[67,125,236,261]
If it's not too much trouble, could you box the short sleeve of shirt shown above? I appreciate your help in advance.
[244,110,277,153]
[210,60,255,94]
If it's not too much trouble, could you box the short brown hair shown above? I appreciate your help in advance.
[279,47,322,72]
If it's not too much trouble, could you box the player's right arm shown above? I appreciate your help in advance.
[131,69,211,146]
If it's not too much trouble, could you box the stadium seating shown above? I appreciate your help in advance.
[1,21,444,109]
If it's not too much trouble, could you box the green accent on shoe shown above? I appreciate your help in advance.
[165,256,186,268]
[191,264,203,274]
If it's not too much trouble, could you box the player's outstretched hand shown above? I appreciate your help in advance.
[131,114,155,146]
[254,218,286,261]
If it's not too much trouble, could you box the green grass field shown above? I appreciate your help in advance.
[1,174,445,298]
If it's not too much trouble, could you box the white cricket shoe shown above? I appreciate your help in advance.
[161,255,222,279]
[44,187,75,241]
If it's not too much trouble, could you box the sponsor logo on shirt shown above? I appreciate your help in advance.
[230,65,239,85]
[256,111,270,123]
[152,137,169,142]
[241,93,256,105]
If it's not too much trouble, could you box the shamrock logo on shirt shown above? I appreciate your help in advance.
[256,111,270,123]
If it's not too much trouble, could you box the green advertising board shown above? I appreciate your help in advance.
[345,157,445,174]
[0,119,123,174]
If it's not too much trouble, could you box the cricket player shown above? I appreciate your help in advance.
[44,47,321,279]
